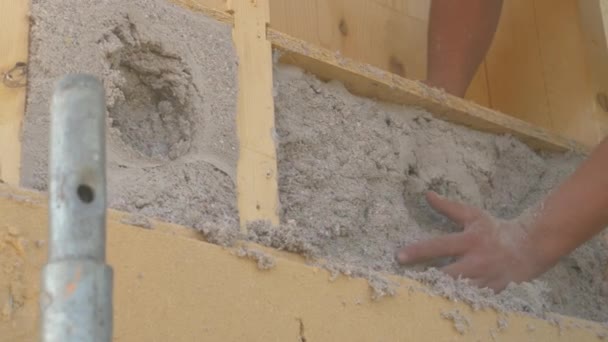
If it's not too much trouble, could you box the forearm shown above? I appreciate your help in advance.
[427,0,503,97]
[529,138,608,266]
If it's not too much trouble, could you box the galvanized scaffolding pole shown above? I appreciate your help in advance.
[41,74,113,342]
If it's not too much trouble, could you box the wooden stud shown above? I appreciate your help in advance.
[231,0,280,230]
[0,0,29,185]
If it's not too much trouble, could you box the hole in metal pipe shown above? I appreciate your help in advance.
[77,185,95,203]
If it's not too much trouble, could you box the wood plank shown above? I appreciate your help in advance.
[232,0,280,230]
[578,0,608,93]
[269,0,428,80]
[406,0,431,21]
[483,0,553,131]
[578,0,608,139]
[0,0,29,186]
[170,0,232,23]
[533,0,603,147]
[465,60,491,108]
[1,184,606,341]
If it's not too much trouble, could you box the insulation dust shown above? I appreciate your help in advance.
[367,275,397,300]
[403,268,552,315]
[234,247,276,270]
[197,221,240,247]
[246,220,319,258]
[441,309,471,335]
[248,220,397,299]
[120,213,153,230]
[497,314,509,331]
[23,0,608,324]
[0,189,43,207]
[322,261,397,300]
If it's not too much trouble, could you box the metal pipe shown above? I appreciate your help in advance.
[41,74,113,342]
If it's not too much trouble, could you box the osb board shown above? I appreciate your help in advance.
[1,185,607,341]
[268,0,608,148]
[0,0,29,186]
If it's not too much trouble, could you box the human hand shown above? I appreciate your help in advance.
[397,192,551,292]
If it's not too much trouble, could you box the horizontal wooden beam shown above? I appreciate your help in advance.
[170,0,232,23]
[170,0,588,153]
[1,184,606,341]
[269,29,588,153]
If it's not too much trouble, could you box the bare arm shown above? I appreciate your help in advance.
[397,138,608,291]
[426,0,503,97]
[528,138,608,269]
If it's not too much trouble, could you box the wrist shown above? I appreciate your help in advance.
[514,215,566,277]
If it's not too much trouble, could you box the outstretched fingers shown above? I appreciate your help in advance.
[397,232,476,265]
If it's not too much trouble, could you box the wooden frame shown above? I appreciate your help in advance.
[172,0,608,228]
[1,1,608,337]
[3,0,606,226]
